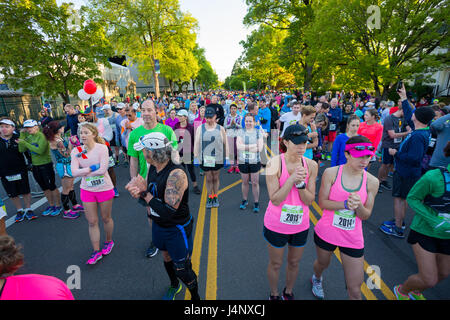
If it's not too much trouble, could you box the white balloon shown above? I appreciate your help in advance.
[90,87,104,105]
[78,89,91,100]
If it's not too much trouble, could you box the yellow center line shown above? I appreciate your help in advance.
[185,176,207,300]
[206,207,218,300]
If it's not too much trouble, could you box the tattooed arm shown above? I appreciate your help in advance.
[164,168,188,210]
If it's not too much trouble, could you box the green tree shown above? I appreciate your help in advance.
[192,45,219,92]
[89,0,199,98]
[308,0,449,98]
[0,0,112,103]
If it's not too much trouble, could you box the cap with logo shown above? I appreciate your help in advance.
[283,124,309,144]
[133,132,171,151]
[23,119,38,128]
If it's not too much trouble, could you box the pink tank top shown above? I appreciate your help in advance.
[314,165,368,249]
[0,274,74,300]
[264,154,310,234]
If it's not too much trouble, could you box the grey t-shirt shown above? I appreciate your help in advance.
[381,114,407,149]
[430,113,450,168]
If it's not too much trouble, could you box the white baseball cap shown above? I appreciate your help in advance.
[102,104,111,110]
[116,103,126,109]
[0,119,15,127]
[132,102,140,110]
[23,119,38,128]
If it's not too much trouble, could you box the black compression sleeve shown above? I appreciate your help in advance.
[148,197,177,220]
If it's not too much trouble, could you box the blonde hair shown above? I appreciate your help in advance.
[301,105,316,116]
[78,122,105,145]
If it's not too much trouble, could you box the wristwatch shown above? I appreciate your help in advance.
[140,191,149,199]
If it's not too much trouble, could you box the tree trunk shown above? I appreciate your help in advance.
[303,64,313,91]
[60,92,70,105]
[192,79,197,93]
[153,70,160,99]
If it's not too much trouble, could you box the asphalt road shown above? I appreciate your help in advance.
[3,153,450,300]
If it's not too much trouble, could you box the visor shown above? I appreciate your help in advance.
[0,119,15,127]
[23,119,38,128]
[345,143,375,158]
[133,132,171,151]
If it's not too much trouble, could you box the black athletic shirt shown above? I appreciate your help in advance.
[146,160,190,228]
[0,133,27,177]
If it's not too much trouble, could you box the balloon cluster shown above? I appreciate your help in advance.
[78,79,103,104]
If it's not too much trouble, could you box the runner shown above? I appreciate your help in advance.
[277,100,302,138]
[330,115,361,167]
[325,98,342,158]
[17,119,61,218]
[311,135,379,300]
[263,124,318,300]
[224,103,242,174]
[114,103,128,166]
[393,142,450,300]
[127,99,178,258]
[356,108,383,169]
[236,113,264,213]
[71,123,115,265]
[0,235,74,300]
[0,118,33,222]
[125,132,200,300]
[194,106,230,209]
[174,109,201,195]
[43,121,83,219]
[120,106,144,150]
[299,105,318,160]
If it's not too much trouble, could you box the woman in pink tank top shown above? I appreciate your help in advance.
[311,136,380,300]
[264,124,318,300]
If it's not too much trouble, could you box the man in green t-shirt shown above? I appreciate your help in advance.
[128,100,178,179]
[127,99,178,258]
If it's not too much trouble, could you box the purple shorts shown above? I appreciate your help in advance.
[80,188,115,203]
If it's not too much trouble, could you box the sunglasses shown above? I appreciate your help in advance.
[288,129,309,137]
[351,145,375,152]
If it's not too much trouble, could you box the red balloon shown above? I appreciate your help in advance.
[83,80,97,95]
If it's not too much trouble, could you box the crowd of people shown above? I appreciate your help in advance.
[0,85,449,300]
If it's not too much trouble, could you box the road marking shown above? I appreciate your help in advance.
[311,201,395,300]
[206,207,218,300]
[185,176,207,300]
[217,179,242,195]
[5,177,82,228]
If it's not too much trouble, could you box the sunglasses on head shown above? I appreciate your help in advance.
[289,129,309,137]
[351,145,375,151]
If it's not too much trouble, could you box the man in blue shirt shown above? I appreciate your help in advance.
[380,84,435,239]
[258,97,271,135]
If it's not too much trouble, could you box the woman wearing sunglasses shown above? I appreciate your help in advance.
[311,135,379,300]
[263,124,318,300]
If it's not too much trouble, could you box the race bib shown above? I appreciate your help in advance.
[203,155,216,168]
[394,137,402,144]
[329,123,337,131]
[280,204,303,225]
[6,174,21,182]
[429,138,436,148]
[243,151,256,161]
[86,175,105,188]
[332,209,356,231]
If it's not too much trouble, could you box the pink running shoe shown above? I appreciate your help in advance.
[102,241,114,256]
[86,251,103,265]
[72,204,84,212]
[63,210,80,219]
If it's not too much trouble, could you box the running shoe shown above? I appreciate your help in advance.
[234,166,240,174]
[25,210,38,220]
[72,204,84,212]
[206,197,213,209]
[380,180,392,190]
[114,188,119,198]
[86,251,103,265]
[50,206,63,217]
[101,240,114,255]
[227,167,234,173]
[408,291,426,300]
[311,275,325,299]
[42,206,55,217]
[15,210,25,222]
[253,202,260,213]
[382,219,406,230]
[146,242,159,258]
[240,200,248,210]
[193,185,201,195]
[269,294,283,300]
[326,154,331,161]
[379,224,405,238]
[282,288,294,300]
[163,282,182,300]
[63,210,80,219]
[393,285,410,300]
[212,196,219,208]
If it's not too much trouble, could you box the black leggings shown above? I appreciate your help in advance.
[182,163,197,183]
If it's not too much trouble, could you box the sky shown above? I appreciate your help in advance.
[58,0,253,81]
